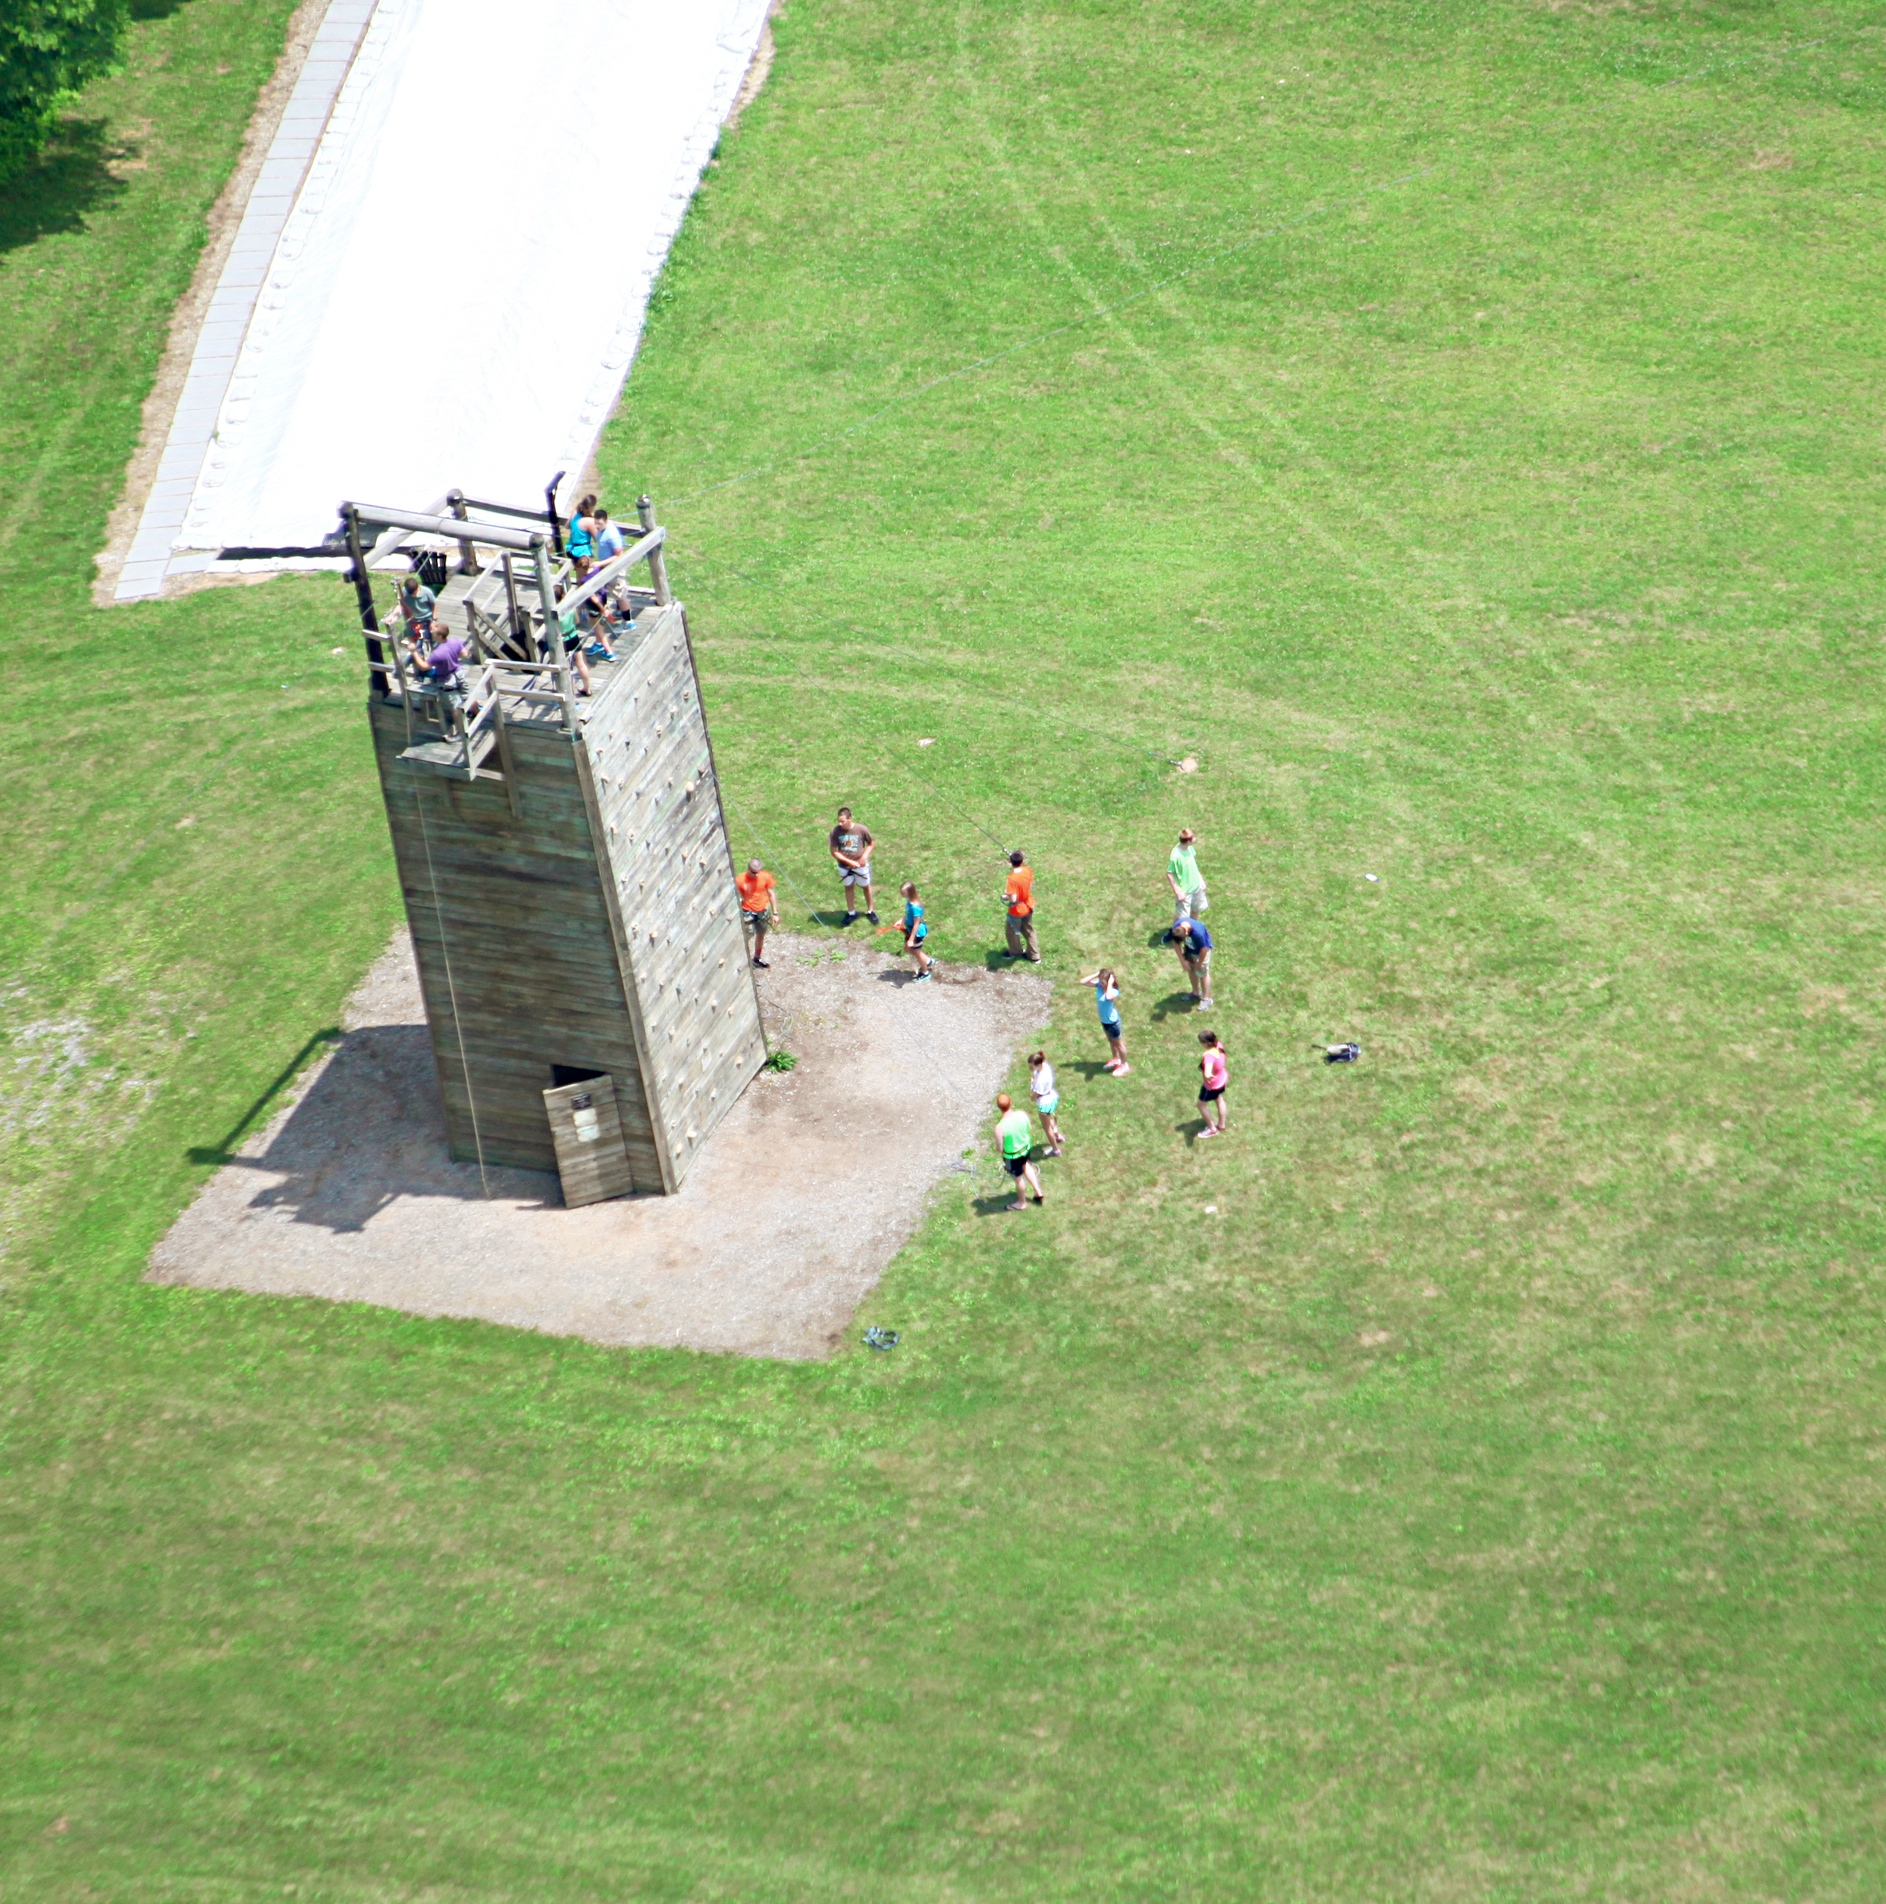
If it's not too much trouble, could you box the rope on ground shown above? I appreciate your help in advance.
[412,782,492,1201]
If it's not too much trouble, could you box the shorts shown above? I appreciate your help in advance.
[740,910,770,931]
[1099,1017,1123,1039]
[1004,1153,1031,1177]
[1199,1085,1225,1103]
[1034,1093,1059,1116]
[838,864,873,887]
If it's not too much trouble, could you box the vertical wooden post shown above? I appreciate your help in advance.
[638,495,673,605]
[447,488,478,576]
[344,504,393,696]
[501,552,524,652]
[544,469,566,556]
[531,533,577,727]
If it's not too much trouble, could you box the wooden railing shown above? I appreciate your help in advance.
[343,489,676,778]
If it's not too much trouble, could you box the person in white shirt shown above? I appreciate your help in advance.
[1028,1050,1064,1155]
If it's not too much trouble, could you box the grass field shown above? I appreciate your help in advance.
[5,0,1886,1896]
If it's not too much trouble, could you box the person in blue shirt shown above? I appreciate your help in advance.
[1169,916,1213,1006]
[900,882,933,982]
[1079,967,1129,1075]
[592,506,626,565]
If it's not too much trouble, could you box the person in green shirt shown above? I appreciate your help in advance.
[1167,827,1207,923]
[993,1092,1044,1210]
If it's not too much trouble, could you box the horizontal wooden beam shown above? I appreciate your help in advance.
[554,527,666,618]
[347,502,547,554]
[452,495,557,524]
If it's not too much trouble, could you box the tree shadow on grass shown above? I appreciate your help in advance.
[0,120,134,257]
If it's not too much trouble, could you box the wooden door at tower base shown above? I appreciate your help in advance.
[542,1075,635,1206]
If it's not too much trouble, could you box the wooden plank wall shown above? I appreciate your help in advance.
[369,699,661,1183]
[579,604,766,1188]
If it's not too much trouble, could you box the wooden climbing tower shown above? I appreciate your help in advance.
[340,488,764,1193]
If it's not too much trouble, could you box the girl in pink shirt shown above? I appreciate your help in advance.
[1197,1031,1229,1137]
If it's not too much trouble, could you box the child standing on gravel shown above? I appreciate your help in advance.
[736,858,779,968]
[1081,967,1129,1075]
[1197,1030,1229,1137]
[1028,1050,1064,1155]
[900,881,933,981]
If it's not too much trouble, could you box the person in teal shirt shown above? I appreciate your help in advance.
[900,882,933,982]
[566,492,597,575]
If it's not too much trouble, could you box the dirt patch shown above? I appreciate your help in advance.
[725,0,782,132]
[149,931,1050,1357]
[94,0,338,606]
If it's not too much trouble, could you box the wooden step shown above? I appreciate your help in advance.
[397,724,500,779]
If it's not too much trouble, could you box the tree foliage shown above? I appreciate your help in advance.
[0,0,131,180]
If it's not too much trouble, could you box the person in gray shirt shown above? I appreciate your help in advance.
[829,807,877,925]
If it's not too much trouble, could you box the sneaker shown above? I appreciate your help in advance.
[752,957,769,969]
[1113,1063,1131,1076]
[912,967,932,982]
[866,910,880,925]
[843,911,858,926]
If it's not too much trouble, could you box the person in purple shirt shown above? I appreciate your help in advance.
[421,632,466,685]
[417,632,469,734]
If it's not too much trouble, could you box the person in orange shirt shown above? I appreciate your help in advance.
[735,858,779,968]
[1001,850,1039,962]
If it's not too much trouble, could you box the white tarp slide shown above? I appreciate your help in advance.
[115,0,768,599]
